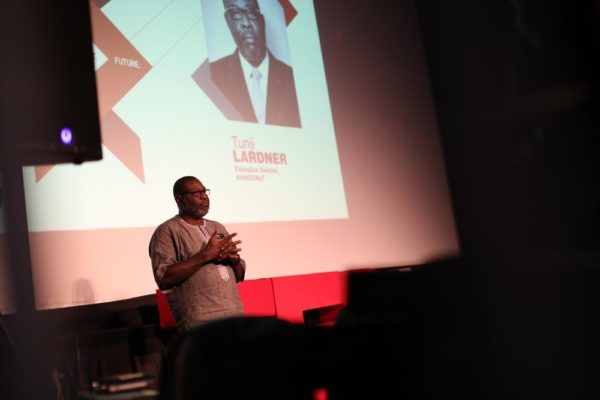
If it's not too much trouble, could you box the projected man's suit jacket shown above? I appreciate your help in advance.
[209,50,301,128]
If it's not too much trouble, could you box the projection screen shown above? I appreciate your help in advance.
[13,0,459,310]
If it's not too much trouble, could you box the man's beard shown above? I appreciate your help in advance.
[186,205,208,219]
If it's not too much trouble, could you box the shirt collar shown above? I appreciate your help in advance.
[238,51,270,82]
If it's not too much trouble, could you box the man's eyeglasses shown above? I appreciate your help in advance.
[179,189,210,197]
[225,7,261,20]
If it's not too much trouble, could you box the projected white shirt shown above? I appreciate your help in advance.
[239,51,270,124]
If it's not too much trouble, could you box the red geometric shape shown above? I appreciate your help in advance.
[278,0,298,26]
[271,271,347,323]
[155,289,177,330]
[101,111,145,182]
[35,165,55,182]
[238,278,277,317]
[90,1,151,118]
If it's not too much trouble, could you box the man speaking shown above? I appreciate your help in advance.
[209,0,301,128]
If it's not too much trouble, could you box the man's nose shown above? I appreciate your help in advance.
[240,12,251,26]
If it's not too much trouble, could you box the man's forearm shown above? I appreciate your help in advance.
[158,250,216,289]
[232,259,246,282]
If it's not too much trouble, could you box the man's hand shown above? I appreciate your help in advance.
[205,232,242,263]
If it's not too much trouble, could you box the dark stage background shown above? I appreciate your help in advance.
[417,0,600,398]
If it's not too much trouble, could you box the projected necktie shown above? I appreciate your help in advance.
[250,68,266,124]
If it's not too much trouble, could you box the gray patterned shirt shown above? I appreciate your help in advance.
[149,215,244,330]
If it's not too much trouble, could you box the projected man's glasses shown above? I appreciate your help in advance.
[179,189,210,197]
[225,7,261,20]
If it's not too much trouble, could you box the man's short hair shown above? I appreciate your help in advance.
[173,176,198,197]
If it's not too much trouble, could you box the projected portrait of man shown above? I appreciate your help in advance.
[208,0,301,128]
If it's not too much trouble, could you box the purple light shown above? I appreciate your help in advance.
[60,127,73,145]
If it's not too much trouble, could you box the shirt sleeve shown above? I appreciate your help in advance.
[149,225,178,288]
